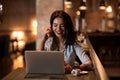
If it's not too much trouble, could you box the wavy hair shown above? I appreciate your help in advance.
[50,10,77,47]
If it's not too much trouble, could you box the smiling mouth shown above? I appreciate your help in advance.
[56,32,63,35]
[57,33,62,35]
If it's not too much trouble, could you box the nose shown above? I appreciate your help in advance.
[57,25,61,30]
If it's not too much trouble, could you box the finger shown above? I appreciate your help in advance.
[46,27,51,34]
[65,64,72,70]
[64,61,67,65]
[46,27,51,31]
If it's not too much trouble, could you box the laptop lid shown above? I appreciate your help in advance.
[25,50,65,75]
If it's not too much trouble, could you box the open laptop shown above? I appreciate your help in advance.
[24,50,67,79]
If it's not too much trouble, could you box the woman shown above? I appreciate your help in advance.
[39,10,92,72]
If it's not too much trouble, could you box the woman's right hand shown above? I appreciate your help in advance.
[44,27,52,38]
[42,27,52,41]
[39,27,52,50]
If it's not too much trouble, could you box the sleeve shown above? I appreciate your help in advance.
[74,43,92,64]
[44,38,53,51]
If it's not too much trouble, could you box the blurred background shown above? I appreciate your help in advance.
[0,0,120,80]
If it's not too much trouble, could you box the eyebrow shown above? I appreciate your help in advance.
[53,23,65,25]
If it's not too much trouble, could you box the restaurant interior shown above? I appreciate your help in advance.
[0,0,120,80]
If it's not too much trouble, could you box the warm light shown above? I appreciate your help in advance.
[76,10,80,15]
[64,1,72,5]
[17,31,24,40]
[79,0,87,10]
[18,41,25,50]
[13,41,18,50]
[32,20,38,27]
[0,4,3,11]
[99,6,106,10]
[32,20,37,35]
[11,31,25,52]
[12,31,18,38]
[11,31,24,40]
[75,11,80,32]
[64,0,72,8]
[79,6,87,10]
[17,55,23,63]
[99,0,106,10]
[12,53,24,70]
[106,6,112,13]
[83,0,86,2]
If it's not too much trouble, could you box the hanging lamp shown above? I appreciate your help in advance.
[79,0,87,10]
[99,0,106,10]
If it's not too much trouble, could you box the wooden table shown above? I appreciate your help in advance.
[2,68,96,80]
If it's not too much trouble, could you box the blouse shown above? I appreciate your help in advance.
[44,37,92,67]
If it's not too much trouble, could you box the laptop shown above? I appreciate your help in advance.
[24,50,67,79]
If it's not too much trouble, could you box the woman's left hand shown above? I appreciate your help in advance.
[64,62,72,71]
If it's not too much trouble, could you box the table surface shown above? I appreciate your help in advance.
[2,68,96,80]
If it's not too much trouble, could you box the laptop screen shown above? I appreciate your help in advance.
[25,50,65,75]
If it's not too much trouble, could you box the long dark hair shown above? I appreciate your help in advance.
[50,10,77,47]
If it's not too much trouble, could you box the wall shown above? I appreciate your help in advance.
[0,0,35,42]
[36,0,63,50]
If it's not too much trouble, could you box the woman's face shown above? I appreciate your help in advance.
[52,17,65,39]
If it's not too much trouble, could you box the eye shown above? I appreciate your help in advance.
[61,25,64,27]
[60,24,65,27]
[53,23,57,27]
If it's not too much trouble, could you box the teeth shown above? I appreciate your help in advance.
[57,32,61,34]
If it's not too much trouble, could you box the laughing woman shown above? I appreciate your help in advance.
[39,10,92,72]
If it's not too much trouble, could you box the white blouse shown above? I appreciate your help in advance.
[44,37,92,67]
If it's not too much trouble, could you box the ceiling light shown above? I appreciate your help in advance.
[99,0,106,10]
[79,0,87,10]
